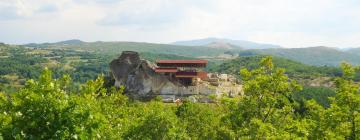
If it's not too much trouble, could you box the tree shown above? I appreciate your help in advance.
[325,63,360,139]
[1,56,360,139]
[301,99,327,139]
[0,68,109,139]
[123,100,187,139]
[225,56,303,138]
[176,101,221,139]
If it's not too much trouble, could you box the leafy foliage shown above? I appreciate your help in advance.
[222,56,304,138]
[0,53,46,79]
[293,86,336,108]
[1,55,360,139]
[327,63,360,139]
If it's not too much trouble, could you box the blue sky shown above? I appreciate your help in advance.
[0,0,359,48]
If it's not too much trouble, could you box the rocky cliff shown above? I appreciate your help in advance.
[109,51,182,99]
[109,51,243,101]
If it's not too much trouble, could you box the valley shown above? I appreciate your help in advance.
[1,39,359,139]
[0,40,352,107]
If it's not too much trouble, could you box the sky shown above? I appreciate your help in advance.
[0,0,359,48]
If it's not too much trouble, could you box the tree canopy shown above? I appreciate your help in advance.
[0,56,359,139]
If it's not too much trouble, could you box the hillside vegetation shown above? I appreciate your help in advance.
[24,40,360,66]
[346,47,360,56]
[251,46,360,66]
[0,44,205,92]
[1,57,359,139]
[25,41,238,57]
[209,55,342,79]
[209,56,343,108]
[1,41,360,139]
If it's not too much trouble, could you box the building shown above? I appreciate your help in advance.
[155,60,208,86]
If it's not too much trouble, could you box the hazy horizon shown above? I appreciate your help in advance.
[1,0,360,48]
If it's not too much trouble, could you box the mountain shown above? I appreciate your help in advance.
[24,39,84,48]
[55,39,84,45]
[23,40,241,57]
[345,47,360,55]
[172,37,281,49]
[251,46,360,66]
[206,42,239,49]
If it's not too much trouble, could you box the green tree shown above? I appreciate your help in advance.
[325,63,360,139]
[301,99,327,139]
[176,101,221,139]
[293,86,336,108]
[225,56,303,138]
[0,68,110,139]
[2,56,360,139]
[123,100,187,139]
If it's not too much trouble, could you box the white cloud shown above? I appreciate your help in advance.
[0,0,359,48]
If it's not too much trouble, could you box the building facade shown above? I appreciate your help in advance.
[154,60,208,86]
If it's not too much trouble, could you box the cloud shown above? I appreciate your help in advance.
[0,0,31,20]
[0,6,22,20]
[36,3,58,13]
[0,0,359,48]
[73,0,121,4]
[96,0,213,30]
[0,0,66,20]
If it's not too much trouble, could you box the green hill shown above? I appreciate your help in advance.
[250,46,360,66]
[24,40,360,66]
[208,55,342,79]
[24,41,239,57]
[345,47,360,56]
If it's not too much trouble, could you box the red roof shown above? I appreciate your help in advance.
[156,60,208,64]
[155,68,178,73]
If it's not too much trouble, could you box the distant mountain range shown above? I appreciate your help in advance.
[249,46,360,66]
[55,39,84,45]
[22,39,360,66]
[24,39,85,48]
[344,48,360,56]
[172,37,282,49]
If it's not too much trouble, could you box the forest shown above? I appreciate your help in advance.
[0,56,359,139]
